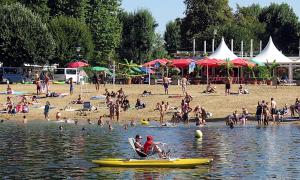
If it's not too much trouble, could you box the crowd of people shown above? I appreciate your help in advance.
[1,74,299,131]
[1,87,38,115]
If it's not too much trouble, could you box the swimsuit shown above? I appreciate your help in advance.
[271,108,277,115]
[163,83,168,89]
[225,83,230,89]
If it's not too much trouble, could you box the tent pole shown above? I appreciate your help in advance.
[148,65,150,85]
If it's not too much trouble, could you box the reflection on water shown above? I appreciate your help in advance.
[1,121,300,179]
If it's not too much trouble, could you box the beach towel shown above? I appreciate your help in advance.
[282,117,300,122]
[0,91,26,95]
[0,110,8,114]
[168,95,183,98]
[39,106,56,109]
[52,81,65,84]
[90,95,106,100]
[64,108,77,112]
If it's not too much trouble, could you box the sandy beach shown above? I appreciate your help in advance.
[0,83,299,123]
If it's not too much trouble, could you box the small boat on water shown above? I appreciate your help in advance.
[92,158,213,168]
[92,137,213,168]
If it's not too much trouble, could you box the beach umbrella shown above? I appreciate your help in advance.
[91,66,109,71]
[231,59,255,84]
[90,66,112,76]
[140,67,155,74]
[231,59,255,67]
[143,58,171,67]
[196,58,224,84]
[67,61,89,68]
[132,67,142,73]
[196,58,224,67]
[171,59,193,68]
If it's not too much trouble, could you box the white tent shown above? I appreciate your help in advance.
[252,37,294,64]
[253,36,300,83]
[209,37,239,60]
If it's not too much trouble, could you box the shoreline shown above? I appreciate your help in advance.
[0,84,299,124]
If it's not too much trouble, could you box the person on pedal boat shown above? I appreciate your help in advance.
[143,136,166,158]
[134,135,144,151]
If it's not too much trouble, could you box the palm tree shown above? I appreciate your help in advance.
[221,58,234,78]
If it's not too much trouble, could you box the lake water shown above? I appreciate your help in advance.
[1,121,300,179]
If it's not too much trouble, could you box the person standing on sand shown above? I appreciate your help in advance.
[44,73,50,95]
[270,98,277,123]
[44,101,50,121]
[225,77,231,96]
[181,76,187,95]
[36,78,41,95]
[93,73,100,91]
[100,71,106,87]
[68,77,74,95]
[163,75,169,95]
[159,101,165,124]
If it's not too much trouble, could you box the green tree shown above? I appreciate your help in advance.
[21,0,50,22]
[48,16,94,66]
[118,11,135,62]
[151,33,168,60]
[0,3,55,66]
[164,18,181,53]
[0,0,17,5]
[132,9,156,64]
[259,3,300,54]
[48,0,87,20]
[181,0,233,50]
[216,4,265,53]
[86,0,122,64]
[119,9,156,64]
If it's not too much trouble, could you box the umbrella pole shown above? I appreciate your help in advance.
[80,82,82,97]
[206,65,208,85]
[238,68,239,84]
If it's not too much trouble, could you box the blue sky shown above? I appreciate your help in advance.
[121,0,300,34]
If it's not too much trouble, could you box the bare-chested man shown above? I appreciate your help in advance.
[181,76,187,95]
[163,76,169,95]
[270,98,277,123]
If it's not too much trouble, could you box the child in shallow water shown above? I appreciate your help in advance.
[44,101,50,121]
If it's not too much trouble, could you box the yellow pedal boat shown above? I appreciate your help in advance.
[92,158,213,168]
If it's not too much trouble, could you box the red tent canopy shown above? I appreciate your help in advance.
[67,61,89,68]
[231,58,255,67]
[196,58,224,67]
[143,58,171,67]
[171,59,193,68]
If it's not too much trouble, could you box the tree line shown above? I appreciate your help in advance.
[0,0,299,67]
[0,0,164,66]
[164,1,300,56]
